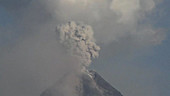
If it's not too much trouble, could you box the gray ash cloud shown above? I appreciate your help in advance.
[57,21,100,67]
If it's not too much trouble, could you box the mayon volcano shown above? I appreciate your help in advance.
[40,21,123,96]
[40,70,123,96]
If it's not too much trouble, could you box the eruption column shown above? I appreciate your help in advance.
[56,21,100,68]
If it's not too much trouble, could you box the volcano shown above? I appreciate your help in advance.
[40,70,123,96]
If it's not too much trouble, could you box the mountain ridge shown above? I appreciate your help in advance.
[40,70,123,96]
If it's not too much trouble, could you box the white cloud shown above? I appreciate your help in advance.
[110,0,141,23]
[110,0,155,24]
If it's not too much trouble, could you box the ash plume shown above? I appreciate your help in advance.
[0,0,167,96]
[56,21,100,67]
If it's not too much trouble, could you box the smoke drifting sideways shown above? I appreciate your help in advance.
[0,22,83,96]
[57,21,100,67]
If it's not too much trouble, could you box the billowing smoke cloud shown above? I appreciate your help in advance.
[40,0,165,44]
[57,21,100,67]
[0,0,167,96]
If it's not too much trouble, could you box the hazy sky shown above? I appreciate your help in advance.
[0,0,169,96]
[92,1,170,95]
